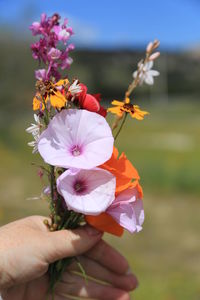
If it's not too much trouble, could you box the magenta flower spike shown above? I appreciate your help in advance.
[57,168,116,215]
[30,13,74,81]
[107,187,144,233]
[38,109,114,169]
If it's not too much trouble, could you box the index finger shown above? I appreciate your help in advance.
[85,239,129,275]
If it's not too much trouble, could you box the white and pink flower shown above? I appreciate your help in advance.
[26,114,42,154]
[107,186,144,233]
[133,61,159,86]
[38,109,114,169]
[57,168,116,215]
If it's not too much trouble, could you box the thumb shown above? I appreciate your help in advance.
[44,225,103,264]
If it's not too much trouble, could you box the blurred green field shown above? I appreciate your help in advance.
[0,101,200,300]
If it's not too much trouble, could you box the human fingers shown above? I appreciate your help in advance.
[44,226,103,264]
[55,272,130,300]
[85,240,129,275]
[55,295,95,300]
[67,256,138,291]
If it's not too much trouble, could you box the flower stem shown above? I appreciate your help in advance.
[114,112,128,141]
[48,212,84,296]
[126,79,138,98]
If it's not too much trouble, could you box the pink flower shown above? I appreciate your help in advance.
[30,13,75,80]
[47,48,62,61]
[29,22,42,36]
[107,186,144,233]
[35,69,48,81]
[57,168,116,215]
[53,25,71,44]
[38,109,114,169]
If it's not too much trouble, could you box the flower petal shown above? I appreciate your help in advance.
[149,70,160,77]
[82,94,100,112]
[86,213,124,236]
[144,74,154,85]
[144,60,153,71]
[38,109,114,169]
[101,148,140,194]
[111,100,124,106]
[107,188,144,233]
[57,168,116,215]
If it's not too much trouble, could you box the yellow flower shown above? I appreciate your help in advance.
[33,93,44,111]
[48,90,66,109]
[33,79,69,111]
[108,97,149,120]
[54,79,69,88]
[48,79,69,109]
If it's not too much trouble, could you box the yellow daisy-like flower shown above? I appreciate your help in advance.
[108,97,149,120]
[48,79,69,109]
[48,90,66,109]
[33,93,44,111]
[33,79,69,111]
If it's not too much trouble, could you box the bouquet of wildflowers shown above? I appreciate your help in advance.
[27,13,160,297]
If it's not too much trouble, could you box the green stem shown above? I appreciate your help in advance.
[48,213,83,295]
[114,112,128,141]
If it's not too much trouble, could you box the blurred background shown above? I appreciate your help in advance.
[0,0,200,299]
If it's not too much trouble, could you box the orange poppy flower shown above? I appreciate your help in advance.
[101,147,140,194]
[86,213,124,237]
[86,147,143,236]
[108,97,149,120]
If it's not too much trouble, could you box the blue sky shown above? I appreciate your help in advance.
[0,0,200,50]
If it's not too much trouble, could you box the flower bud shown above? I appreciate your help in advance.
[55,215,61,223]
[153,39,160,49]
[37,168,44,179]
[52,223,58,230]
[146,42,153,53]
[149,52,160,61]
[43,219,50,228]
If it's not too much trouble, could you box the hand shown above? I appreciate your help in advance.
[0,216,138,300]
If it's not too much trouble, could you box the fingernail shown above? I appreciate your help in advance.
[119,292,130,300]
[128,274,139,289]
[85,225,102,236]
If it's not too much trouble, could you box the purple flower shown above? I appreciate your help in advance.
[43,186,51,195]
[48,66,61,81]
[60,45,74,69]
[35,69,48,81]
[38,109,114,169]
[67,43,75,52]
[57,168,116,215]
[107,186,144,233]
[40,13,47,26]
[31,39,48,62]
[29,22,42,36]
[30,13,75,81]
[60,57,73,70]
[53,25,71,44]
[47,47,62,61]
